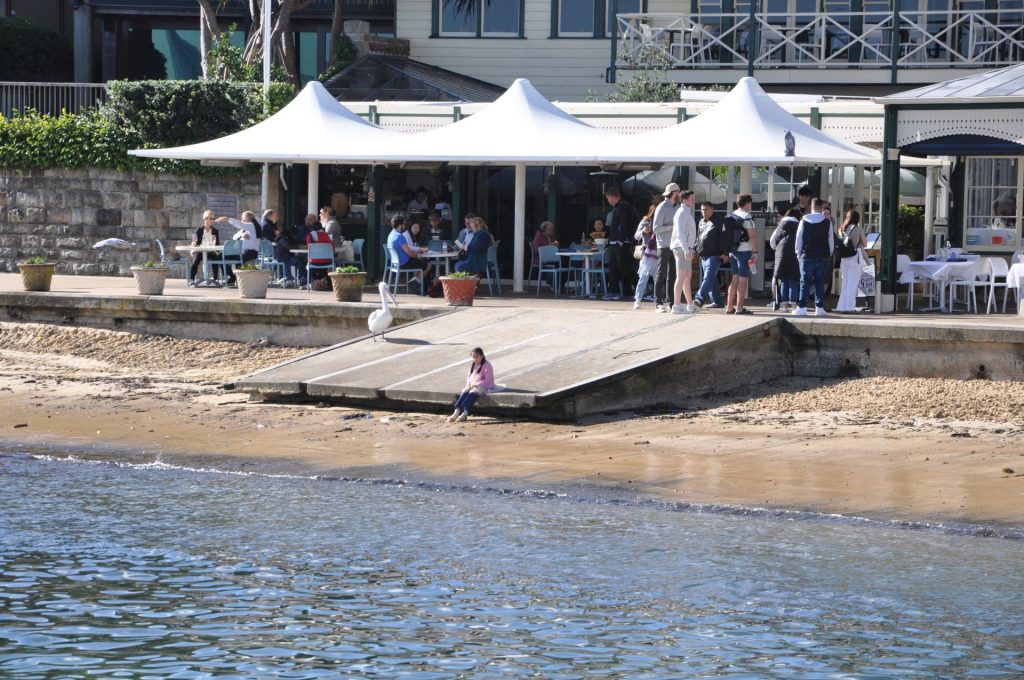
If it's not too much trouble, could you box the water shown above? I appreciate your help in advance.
[2,451,1023,679]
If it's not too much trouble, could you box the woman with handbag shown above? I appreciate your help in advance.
[447,347,495,422]
[835,210,867,313]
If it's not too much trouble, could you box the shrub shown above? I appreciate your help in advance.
[236,263,262,271]
[0,17,73,82]
[446,270,475,279]
[335,265,360,273]
[21,256,47,265]
[896,204,925,260]
[137,260,165,269]
[318,34,359,83]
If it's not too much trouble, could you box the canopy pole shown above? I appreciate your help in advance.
[924,165,937,257]
[513,162,526,293]
[854,165,865,226]
[260,0,272,212]
[307,161,319,215]
[767,165,775,214]
[261,164,270,211]
[739,165,752,196]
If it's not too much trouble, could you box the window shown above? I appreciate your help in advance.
[437,0,522,37]
[607,0,642,36]
[560,0,595,35]
[964,157,1021,251]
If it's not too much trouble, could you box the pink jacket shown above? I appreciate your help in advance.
[465,360,495,394]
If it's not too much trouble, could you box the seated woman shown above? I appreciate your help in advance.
[447,347,495,422]
[189,210,221,285]
[455,216,493,276]
[407,221,426,249]
[531,220,558,256]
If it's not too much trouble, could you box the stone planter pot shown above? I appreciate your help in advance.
[130,266,169,295]
[328,271,366,302]
[17,262,55,292]
[236,269,272,299]
[440,276,478,306]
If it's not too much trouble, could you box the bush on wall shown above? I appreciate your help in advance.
[0,17,73,82]
[0,79,295,174]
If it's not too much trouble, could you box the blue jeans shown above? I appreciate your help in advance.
[454,391,480,413]
[780,278,799,304]
[798,258,829,309]
[696,256,723,306]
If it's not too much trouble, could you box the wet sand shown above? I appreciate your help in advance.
[1,321,1022,527]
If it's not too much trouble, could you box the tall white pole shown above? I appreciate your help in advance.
[308,161,319,216]
[261,0,272,210]
[513,162,526,293]
[924,165,937,257]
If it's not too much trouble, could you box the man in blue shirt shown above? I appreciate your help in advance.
[387,215,432,294]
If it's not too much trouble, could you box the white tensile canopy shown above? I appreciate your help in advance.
[633,77,881,166]
[129,81,397,213]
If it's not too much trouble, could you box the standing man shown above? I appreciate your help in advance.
[794,185,812,216]
[670,189,698,314]
[725,194,758,315]
[792,197,833,317]
[693,201,729,309]
[651,182,680,312]
[604,186,638,301]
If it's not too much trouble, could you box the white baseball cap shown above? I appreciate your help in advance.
[662,182,681,196]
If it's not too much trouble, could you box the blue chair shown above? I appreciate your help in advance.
[484,242,502,296]
[258,239,285,283]
[209,239,243,284]
[155,239,187,281]
[385,244,424,295]
[576,247,611,298]
[527,242,538,288]
[306,242,335,291]
[350,238,365,270]
[535,245,568,297]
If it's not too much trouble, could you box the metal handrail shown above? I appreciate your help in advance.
[0,81,109,117]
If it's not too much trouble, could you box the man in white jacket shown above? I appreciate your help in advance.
[670,190,698,314]
[651,183,680,312]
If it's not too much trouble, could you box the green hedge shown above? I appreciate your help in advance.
[0,17,73,82]
[0,79,295,174]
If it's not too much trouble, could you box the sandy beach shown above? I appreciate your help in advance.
[1,320,1022,528]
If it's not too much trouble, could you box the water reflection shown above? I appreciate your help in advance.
[1,452,1022,678]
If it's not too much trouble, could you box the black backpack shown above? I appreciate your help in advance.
[835,228,858,259]
[724,214,747,250]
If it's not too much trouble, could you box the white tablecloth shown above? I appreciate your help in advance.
[899,260,978,285]
[1006,263,1024,290]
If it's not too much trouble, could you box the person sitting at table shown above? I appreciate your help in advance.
[320,206,342,243]
[427,211,445,241]
[215,210,260,286]
[407,187,430,214]
[387,215,432,293]
[188,210,222,286]
[455,216,493,276]
[272,222,304,288]
[531,220,558,256]
[454,212,476,261]
[407,221,426,249]
[305,219,334,283]
[260,209,278,241]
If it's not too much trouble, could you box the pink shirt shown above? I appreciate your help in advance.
[465,360,495,393]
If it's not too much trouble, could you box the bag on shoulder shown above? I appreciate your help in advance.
[835,232,857,259]
[633,244,645,260]
[723,214,746,250]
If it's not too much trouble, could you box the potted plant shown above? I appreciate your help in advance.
[130,260,169,295]
[328,265,367,303]
[234,263,271,299]
[17,256,56,292]
[439,270,479,306]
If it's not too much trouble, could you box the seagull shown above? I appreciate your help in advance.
[368,281,398,342]
[92,238,136,249]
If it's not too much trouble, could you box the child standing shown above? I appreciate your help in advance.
[633,203,659,309]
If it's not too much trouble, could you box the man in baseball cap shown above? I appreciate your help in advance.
[651,183,681,311]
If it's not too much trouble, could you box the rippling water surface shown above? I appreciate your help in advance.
[1,451,1023,679]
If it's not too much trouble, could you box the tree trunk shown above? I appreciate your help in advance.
[329,0,345,61]
[197,0,222,79]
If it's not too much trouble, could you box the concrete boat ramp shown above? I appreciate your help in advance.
[235,308,771,419]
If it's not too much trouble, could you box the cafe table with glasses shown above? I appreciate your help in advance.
[556,247,602,298]
[421,244,459,276]
[899,250,981,312]
[176,243,224,287]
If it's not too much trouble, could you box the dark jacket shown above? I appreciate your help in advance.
[461,230,493,275]
[192,226,221,246]
[606,200,638,244]
[772,217,800,280]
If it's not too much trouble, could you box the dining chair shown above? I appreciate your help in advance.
[946,260,983,313]
[576,247,611,299]
[898,253,933,311]
[155,239,187,280]
[484,243,502,296]
[527,242,539,289]
[350,238,365,269]
[305,242,336,291]
[535,245,568,297]
[210,239,243,284]
[258,239,285,283]
[386,244,424,295]
[984,256,1011,314]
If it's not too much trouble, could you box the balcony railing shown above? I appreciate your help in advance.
[616,9,1024,71]
[0,82,109,118]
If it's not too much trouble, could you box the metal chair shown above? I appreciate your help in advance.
[535,245,568,297]
[350,238,365,269]
[385,244,424,295]
[527,242,539,288]
[305,242,335,291]
[210,239,243,283]
[258,239,285,283]
[576,247,611,299]
[484,242,501,296]
[155,239,187,280]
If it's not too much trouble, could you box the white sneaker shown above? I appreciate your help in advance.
[670,304,690,314]
[447,410,460,423]
[792,306,808,317]
[633,301,641,309]
[815,307,828,317]
[656,305,667,313]
[686,303,698,313]
[456,410,469,422]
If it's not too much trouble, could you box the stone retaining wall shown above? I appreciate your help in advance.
[0,168,262,275]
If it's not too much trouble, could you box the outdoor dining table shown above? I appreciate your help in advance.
[557,249,600,298]
[899,259,979,312]
[175,244,224,286]
[1004,263,1024,310]
[421,249,459,277]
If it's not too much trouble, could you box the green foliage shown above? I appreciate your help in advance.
[21,256,46,265]
[207,25,291,84]
[0,79,295,174]
[318,34,359,83]
[335,265,361,273]
[447,270,475,279]
[0,17,73,82]
[896,204,925,260]
[237,263,262,271]
[604,50,679,103]
[139,260,165,269]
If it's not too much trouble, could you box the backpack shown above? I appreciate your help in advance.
[724,214,747,250]
[834,234,857,259]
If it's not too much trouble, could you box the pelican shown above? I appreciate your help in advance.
[92,238,135,249]
[368,281,398,342]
